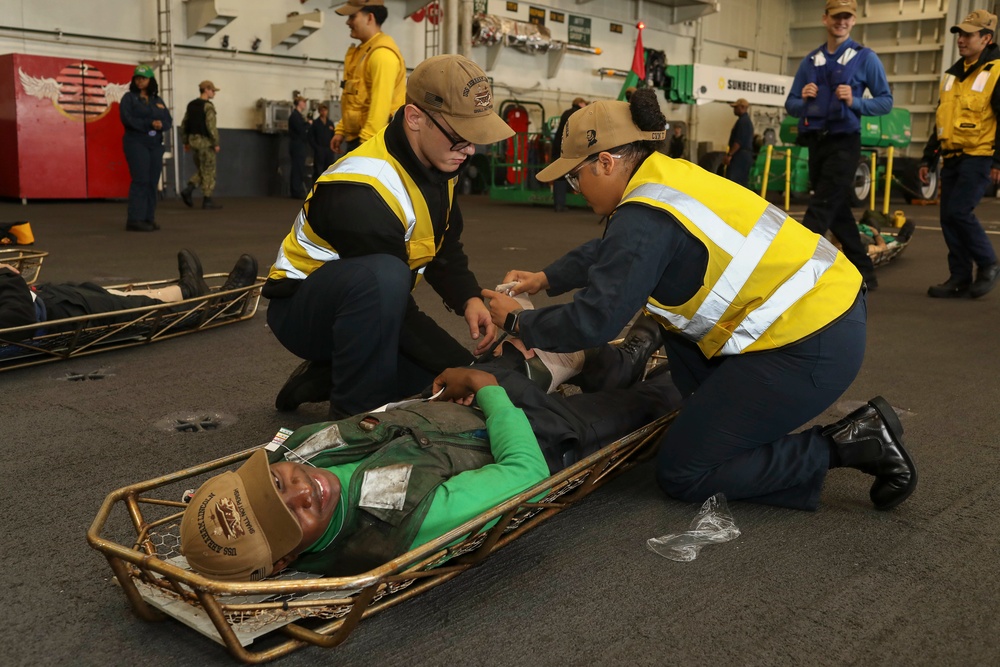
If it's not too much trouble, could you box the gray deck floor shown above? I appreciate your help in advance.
[1,192,998,666]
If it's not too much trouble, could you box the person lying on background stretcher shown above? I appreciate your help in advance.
[0,249,258,342]
[180,318,678,580]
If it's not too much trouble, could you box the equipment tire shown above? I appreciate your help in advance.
[850,157,872,207]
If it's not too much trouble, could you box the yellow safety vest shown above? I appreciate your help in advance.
[337,32,405,141]
[269,128,451,285]
[627,154,861,357]
[936,61,1000,156]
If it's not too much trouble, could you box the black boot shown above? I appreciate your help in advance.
[275,360,333,411]
[927,276,970,299]
[125,220,156,232]
[202,196,222,210]
[823,396,917,510]
[177,249,209,299]
[614,312,664,387]
[180,184,195,208]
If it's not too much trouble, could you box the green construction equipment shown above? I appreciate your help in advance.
[748,108,937,207]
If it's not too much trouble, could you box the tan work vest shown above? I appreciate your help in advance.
[626,154,861,357]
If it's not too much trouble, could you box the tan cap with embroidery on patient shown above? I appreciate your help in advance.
[406,54,515,146]
[535,100,665,183]
[180,449,301,581]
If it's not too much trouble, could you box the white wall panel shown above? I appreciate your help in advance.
[0,0,792,151]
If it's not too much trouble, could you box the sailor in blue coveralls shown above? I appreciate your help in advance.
[785,0,892,288]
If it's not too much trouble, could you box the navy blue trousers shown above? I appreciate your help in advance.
[726,150,753,188]
[266,255,474,414]
[939,155,998,282]
[123,136,164,223]
[655,292,867,511]
[289,143,308,199]
[800,133,876,282]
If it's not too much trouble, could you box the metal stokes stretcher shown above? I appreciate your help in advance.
[0,250,264,372]
[87,409,675,663]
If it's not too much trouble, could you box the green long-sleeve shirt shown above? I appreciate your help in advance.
[310,386,548,555]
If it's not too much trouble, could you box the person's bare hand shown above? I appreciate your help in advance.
[992,168,1000,185]
[431,368,499,405]
[801,83,819,99]
[480,289,522,331]
[0,263,20,274]
[214,145,221,153]
[500,270,548,295]
[151,120,163,130]
[463,297,497,356]
[918,166,929,184]
[835,84,853,107]
[331,134,344,153]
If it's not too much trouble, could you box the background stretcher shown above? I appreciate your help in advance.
[0,273,264,372]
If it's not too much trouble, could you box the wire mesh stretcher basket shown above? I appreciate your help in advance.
[0,274,264,372]
[87,412,674,663]
[0,248,48,285]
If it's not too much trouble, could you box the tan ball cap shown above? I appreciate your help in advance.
[407,54,515,145]
[180,449,302,581]
[951,10,998,33]
[825,0,857,16]
[535,101,665,183]
[334,0,384,17]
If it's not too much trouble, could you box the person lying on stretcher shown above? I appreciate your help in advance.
[180,317,678,580]
[0,249,257,342]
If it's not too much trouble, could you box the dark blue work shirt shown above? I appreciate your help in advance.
[119,92,172,143]
[518,202,707,353]
[729,113,754,155]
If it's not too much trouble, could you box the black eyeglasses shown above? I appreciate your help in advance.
[419,107,472,152]
[565,154,622,192]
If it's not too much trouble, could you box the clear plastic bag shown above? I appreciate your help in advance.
[647,493,740,562]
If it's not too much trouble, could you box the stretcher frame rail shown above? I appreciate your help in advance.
[0,248,48,285]
[87,412,675,664]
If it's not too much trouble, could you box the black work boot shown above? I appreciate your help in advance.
[211,254,259,309]
[177,249,209,299]
[615,312,664,387]
[969,263,1000,298]
[180,183,195,208]
[823,396,917,510]
[927,276,971,299]
[275,360,333,411]
[202,196,222,210]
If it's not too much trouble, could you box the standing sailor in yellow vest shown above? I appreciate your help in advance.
[920,10,1000,299]
[330,0,406,156]
[265,55,514,418]
[483,90,917,512]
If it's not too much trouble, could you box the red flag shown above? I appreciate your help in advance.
[631,26,645,81]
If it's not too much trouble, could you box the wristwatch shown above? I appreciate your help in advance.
[503,308,523,335]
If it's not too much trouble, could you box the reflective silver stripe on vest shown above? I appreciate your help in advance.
[720,235,839,354]
[626,184,787,340]
[273,208,340,280]
[627,183,836,352]
[330,156,417,240]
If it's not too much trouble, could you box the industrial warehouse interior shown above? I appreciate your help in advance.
[2,0,999,665]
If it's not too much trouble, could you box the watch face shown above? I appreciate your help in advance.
[504,310,519,334]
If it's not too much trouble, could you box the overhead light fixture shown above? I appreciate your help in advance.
[251,37,262,51]
[221,34,230,48]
